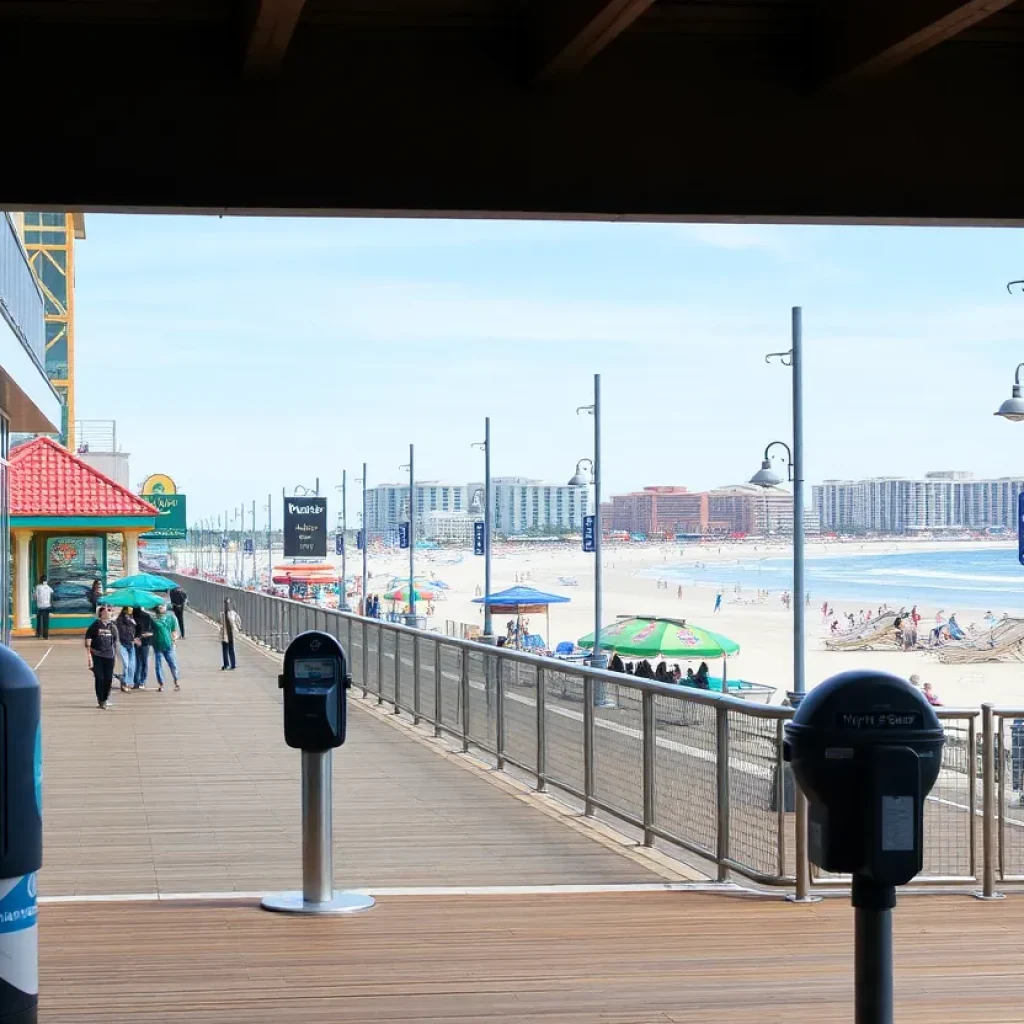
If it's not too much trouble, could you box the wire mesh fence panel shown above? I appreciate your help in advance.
[592,690,644,823]
[921,717,975,879]
[466,649,496,751]
[348,621,365,686]
[543,668,585,796]
[395,633,416,714]
[380,629,397,704]
[997,715,1024,878]
[417,638,437,723]
[439,645,462,734]
[502,660,537,773]
[653,695,718,857]
[726,710,783,879]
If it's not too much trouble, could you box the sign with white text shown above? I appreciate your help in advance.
[582,515,596,553]
[283,497,328,559]
[473,520,485,556]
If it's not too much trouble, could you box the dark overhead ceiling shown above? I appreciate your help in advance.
[1,0,1024,222]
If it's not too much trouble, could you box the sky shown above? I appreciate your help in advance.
[73,215,1024,522]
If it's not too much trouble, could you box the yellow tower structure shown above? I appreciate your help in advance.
[19,212,85,449]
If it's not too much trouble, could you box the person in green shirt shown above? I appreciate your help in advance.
[151,603,181,691]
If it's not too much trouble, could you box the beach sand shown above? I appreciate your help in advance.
[352,539,1023,709]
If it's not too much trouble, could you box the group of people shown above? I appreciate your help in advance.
[84,600,182,709]
[608,653,713,689]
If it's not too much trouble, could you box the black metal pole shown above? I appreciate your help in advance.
[852,874,895,1024]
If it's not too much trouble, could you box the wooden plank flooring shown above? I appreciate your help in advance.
[22,618,659,896]
[38,892,1024,1022]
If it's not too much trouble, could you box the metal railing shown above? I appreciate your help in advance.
[0,212,45,369]
[172,574,995,895]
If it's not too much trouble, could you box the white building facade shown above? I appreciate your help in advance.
[814,472,1024,533]
[365,481,468,536]
[467,477,590,536]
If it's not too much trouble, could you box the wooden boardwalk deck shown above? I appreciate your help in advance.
[38,892,1024,1022]
[22,618,661,896]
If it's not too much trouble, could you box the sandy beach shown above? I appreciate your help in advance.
[343,538,1023,709]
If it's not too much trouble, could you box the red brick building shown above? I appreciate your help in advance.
[610,486,714,536]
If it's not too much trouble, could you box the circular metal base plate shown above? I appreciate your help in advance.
[261,891,375,915]
[785,893,823,904]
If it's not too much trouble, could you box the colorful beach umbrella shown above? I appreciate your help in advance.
[388,586,435,602]
[100,588,164,609]
[577,617,740,659]
[109,572,176,591]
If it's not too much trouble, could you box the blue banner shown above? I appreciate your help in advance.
[336,533,345,555]
[473,520,485,556]
[356,530,364,551]
[399,522,410,549]
[221,536,228,550]
[583,515,596,553]
[243,538,254,554]
[1019,493,1024,565]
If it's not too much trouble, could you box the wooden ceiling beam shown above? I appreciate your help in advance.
[242,0,308,76]
[824,0,1016,87]
[532,0,657,84]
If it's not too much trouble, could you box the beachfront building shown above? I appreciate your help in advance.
[609,486,717,537]
[469,477,590,536]
[365,481,468,537]
[9,437,158,635]
[707,485,818,536]
[421,511,475,545]
[0,213,66,641]
[814,472,1024,534]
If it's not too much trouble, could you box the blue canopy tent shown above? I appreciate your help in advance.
[472,585,570,650]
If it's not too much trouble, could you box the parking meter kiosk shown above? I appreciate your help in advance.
[785,670,944,1024]
[262,631,373,916]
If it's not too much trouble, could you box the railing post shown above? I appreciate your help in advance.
[977,704,1004,899]
[583,673,595,817]
[536,665,546,792]
[413,636,421,726]
[377,625,384,704]
[715,705,730,882]
[434,642,442,738]
[393,632,401,714]
[361,620,368,697]
[496,653,506,770]
[461,651,470,752]
[790,793,815,902]
[642,690,655,847]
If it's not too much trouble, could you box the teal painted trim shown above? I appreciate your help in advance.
[12,516,157,529]
[28,613,93,631]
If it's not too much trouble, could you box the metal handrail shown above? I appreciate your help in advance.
[168,573,999,896]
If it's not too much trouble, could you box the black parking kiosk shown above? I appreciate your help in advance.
[785,670,944,1024]
[0,645,42,1024]
[262,631,373,916]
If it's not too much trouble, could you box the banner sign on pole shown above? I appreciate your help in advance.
[142,493,188,540]
[398,522,410,549]
[356,530,364,551]
[473,520,485,556]
[221,536,228,550]
[243,538,254,554]
[583,514,596,553]
[283,497,328,558]
[1018,492,1024,565]
[336,533,345,555]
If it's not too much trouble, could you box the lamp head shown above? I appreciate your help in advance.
[995,383,1024,422]
[750,459,783,488]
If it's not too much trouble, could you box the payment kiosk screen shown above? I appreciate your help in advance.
[294,657,337,692]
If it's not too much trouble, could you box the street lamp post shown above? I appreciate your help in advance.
[359,465,368,616]
[264,496,273,592]
[399,445,415,624]
[750,307,805,702]
[571,372,610,706]
[337,471,349,611]
[471,417,493,640]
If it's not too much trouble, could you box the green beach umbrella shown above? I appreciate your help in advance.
[110,573,176,591]
[577,617,740,659]
[99,588,164,609]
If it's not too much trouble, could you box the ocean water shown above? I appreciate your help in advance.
[652,545,1024,614]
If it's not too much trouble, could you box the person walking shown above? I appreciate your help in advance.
[713,591,722,613]
[169,584,188,638]
[88,578,103,614]
[220,599,242,670]
[85,606,119,709]
[132,605,154,689]
[113,606,137,693]
[34,575,52,638]
[151,602,181,692]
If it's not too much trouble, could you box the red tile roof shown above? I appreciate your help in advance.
[10,437,159,518]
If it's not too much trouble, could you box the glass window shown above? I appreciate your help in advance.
[23,230,40,244]
[46,537,104,614]
[40,231,66,246]
[40,213,64,228]
[23,213,40,227]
